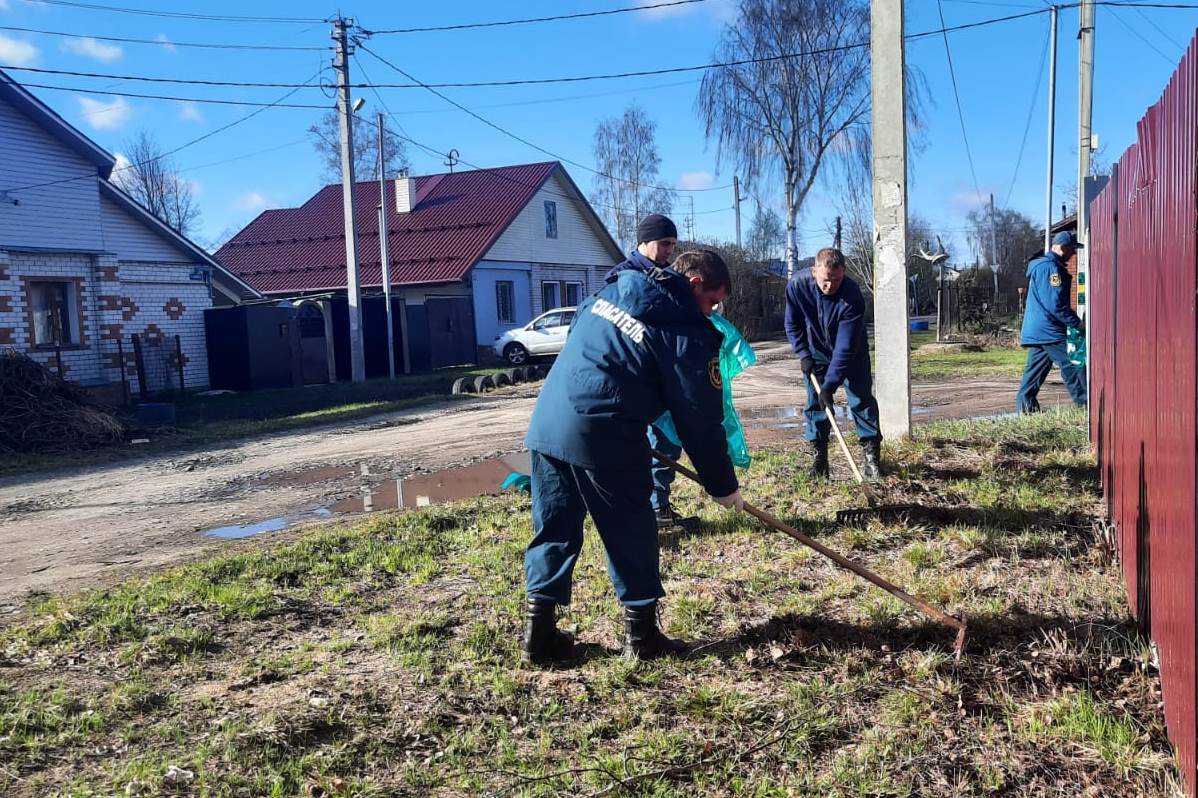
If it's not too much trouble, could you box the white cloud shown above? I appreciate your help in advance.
[234,191,270,212]
[113,152,133,174]
[76,96,131,130]
[949,188,994,213]
[638,0,735,20]
[155,34,176,53]
[60,36,122,62]
[0,34,38,66]
[178,101,203,122]
[0,1,10,10]
[678,171,715,191]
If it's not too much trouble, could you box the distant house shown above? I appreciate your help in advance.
[215,161,623,377]
[0,69,258,395]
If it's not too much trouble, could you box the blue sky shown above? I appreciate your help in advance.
[1,0,1195,259]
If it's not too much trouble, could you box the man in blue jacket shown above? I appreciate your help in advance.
[1016,230,1087,412]
[523,249,743,665]
[603,214,695,532]
[784,247,882,480]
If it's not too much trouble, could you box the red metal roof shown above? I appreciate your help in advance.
[215,161,560,295]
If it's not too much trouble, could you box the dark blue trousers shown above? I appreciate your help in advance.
[1016,342,1087,412]
[646,424,681,511]
[525,450,663,608]
[803,360,881,443]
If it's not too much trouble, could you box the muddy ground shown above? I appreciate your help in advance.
[0,339,1069,606]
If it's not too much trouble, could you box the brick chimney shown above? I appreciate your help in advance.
[394,170,415,213]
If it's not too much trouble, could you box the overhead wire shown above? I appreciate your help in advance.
[364,0,707,35]
[358,41,730,194]
[0,23,325,51]
[5,69,326,193]
[18,82,331,108]
[1003,18,1051,207]
[935,0,986,209]
[0,7,1055,92]
[1105,5,1181,62]
[16,0,322,23]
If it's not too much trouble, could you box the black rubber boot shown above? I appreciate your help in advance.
[623,602,688,660]
[521,599,575,666]
[862,439,882,482]
[655,503,700,532]
[809,439,830,479]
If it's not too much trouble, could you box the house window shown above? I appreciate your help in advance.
[564,281,583,306]
[28,280,79,346]
[544,200,558,239]
[541,281,560,311]
[495,280,515,324]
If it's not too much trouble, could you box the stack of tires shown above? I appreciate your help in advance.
[452,364,548,395]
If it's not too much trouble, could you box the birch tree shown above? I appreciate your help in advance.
[591,105,676,251]
[113,131,201,236]
[697,0,870,278]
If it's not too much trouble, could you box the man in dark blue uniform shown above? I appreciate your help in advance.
[523,249,743,664]
[784,247,882,480]
[603,214,695,532]
[1016,230,1087,412]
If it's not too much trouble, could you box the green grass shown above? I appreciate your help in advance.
[0,409,1180,797]
[909,345,1027,380]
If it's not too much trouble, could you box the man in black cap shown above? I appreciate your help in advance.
[603,214,695,531]
[1016,230,1087,412]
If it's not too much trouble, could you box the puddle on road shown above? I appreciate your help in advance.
[329,453,531,514]
[261,464,362,488]
[203,453,532,540]
[205,508,333,539]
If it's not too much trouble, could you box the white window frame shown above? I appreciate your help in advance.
[544,200,558,239]
[495,280,515,324]
[541,281,560,311]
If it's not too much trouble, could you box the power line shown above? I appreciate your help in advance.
[1004,18,1051,207]
[0,7,1054,92]
[1105,6,1180,62]
[365,0,706,34]
[935,0,986,209]
[0,24,325,51]
[358,42,730,195]
[1131,6,1189,48]
[6,70,325,193]
[16,0,322,23]
[18,82,331,109]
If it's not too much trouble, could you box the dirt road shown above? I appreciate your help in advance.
[0,339,1069,605]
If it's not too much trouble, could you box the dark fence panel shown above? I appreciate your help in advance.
[1090,38,1198,794]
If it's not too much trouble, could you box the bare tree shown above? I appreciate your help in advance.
[308,110,410,183]
[591,105,676,251]
[745,201,785,262]
[965,205,1042,311]
[698,0,871,279]
[112,131,201,236]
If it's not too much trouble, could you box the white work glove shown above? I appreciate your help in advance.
[712,490,745,512]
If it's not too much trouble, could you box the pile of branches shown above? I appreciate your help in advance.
[0,348,126,454]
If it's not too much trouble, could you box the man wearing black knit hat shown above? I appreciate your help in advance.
[602,214,696,532]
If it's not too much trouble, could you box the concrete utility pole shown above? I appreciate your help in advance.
[733,176,742,249]
[333,17,365,382]
[1044,4,1058,251]
[834,215,842,249]
[377,112,396,379]
[870,0,911,440]
[989,193,998,310]
[686,195,696,241]
[1077,0,1095,322]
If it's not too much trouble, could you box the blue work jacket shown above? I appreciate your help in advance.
[784,269,869,389]
[1020,252,1081,345]
[524,266,737,498]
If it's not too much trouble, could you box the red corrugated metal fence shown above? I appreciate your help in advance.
[1089,37,1198,795]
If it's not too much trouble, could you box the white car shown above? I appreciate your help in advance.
[493,307,576,365]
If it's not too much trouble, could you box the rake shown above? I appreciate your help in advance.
[652,450,968,659]
[808,372,919,526]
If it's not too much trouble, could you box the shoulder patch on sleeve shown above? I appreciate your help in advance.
[1049,272,1062,288]
[708,358,722,390]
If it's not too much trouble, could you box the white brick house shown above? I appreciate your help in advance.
[0,68,258,394]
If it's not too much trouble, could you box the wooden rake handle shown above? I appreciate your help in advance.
[808,372,865,484]
[651,450,968,657]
